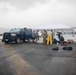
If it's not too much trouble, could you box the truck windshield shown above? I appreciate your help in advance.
[10,28,22,32]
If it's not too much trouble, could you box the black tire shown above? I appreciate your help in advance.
[5,41,9,44]
[15,38,20,44]
[23,39,25,43]
[52,47,59,51]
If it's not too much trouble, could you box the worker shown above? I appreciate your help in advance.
[32,30,36,42]
[42,30,47,44]
[47,30,53,45]
[51,30,54,43]
[35,30,39,42]
[57,32,62,41]
[60,34,65,44]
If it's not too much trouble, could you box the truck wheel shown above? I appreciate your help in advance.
[15,38,20,44]
[5,41,9,44]
[23,39,25,43]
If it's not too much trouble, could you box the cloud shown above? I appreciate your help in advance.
[0,3,50,28]
[0,0,50,10]
[57,0,76,4]
[0,0,76,28]
[0,2,16,17]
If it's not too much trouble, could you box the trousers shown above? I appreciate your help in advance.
[47,35,52,45]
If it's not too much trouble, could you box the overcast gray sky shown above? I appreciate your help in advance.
[0,0,76,28]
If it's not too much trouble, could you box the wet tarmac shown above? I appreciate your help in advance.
[0,42,76,75]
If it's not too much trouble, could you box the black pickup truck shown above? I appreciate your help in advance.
[2,28,32,44]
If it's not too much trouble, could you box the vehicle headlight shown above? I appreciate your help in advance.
[11,34,16,36]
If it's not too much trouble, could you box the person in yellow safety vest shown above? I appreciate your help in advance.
[47,30,53,45]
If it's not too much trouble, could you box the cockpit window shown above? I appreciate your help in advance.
[10,28,22,32]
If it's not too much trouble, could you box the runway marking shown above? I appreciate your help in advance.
[1,44,41,75]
